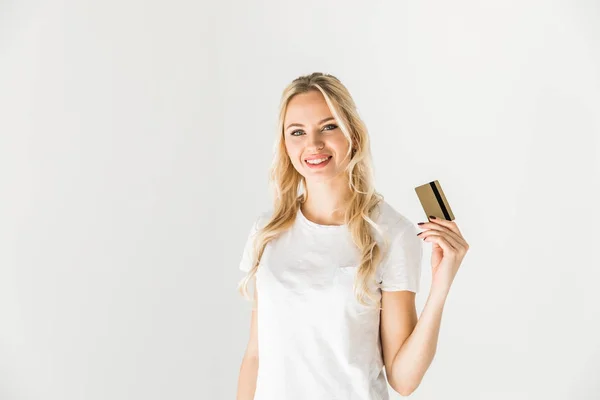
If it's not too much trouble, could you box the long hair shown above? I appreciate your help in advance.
[237,72,389,309]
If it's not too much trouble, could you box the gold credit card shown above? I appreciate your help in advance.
[414,180,455,221]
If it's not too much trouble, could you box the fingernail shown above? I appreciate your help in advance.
[429,215,436,219]
[417,222,424,225]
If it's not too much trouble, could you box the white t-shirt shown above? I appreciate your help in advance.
[239,200,423,400]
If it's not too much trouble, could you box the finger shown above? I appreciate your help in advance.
[427,216,462,236]
[423,234,458,255]
[421,231,463,253]
[418,222,464,246]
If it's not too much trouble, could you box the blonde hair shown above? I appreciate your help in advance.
[237,72,389,309]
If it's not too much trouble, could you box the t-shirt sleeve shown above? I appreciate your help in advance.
[379,221,424,293]
[239,216,260,273]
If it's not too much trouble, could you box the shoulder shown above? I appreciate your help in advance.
[374,200,424,292]
[251,208,274,231]
[373,199,419,240]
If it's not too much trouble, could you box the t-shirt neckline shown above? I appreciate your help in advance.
[297,206,347,232]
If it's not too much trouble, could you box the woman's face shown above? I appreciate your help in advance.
[283,91,351,183]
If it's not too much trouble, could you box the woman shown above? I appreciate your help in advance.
[236,72,469,399]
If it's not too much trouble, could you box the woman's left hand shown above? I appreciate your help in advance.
[417,216,470,290]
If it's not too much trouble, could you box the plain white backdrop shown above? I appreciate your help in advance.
[1,0,599,399]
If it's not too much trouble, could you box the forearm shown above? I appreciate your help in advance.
[390,285,450,395]
[236,354,259,400]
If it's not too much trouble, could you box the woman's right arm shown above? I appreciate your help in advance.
[236,280,259,400]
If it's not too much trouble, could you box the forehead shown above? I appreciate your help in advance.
[284,91,332,124]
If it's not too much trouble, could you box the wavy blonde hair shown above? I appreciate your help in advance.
[238,72,390,309]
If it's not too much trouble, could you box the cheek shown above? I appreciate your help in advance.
[331,136,351,154]
[284,140,301,162]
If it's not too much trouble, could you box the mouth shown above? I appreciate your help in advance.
[304,155,332,168]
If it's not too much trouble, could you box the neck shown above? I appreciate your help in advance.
[301,175,353,226]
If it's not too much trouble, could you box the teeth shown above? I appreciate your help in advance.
[306,156,330,165]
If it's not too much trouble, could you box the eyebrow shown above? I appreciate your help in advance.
[285,117,335,131]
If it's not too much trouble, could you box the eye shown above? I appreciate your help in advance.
[289,124,337,136]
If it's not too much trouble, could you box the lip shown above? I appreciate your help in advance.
[304,154,332,161]
[304,155,332,169]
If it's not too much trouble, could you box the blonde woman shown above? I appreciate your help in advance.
[236,72,469,400]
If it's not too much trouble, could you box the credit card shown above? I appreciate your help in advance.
[414,180,455,221]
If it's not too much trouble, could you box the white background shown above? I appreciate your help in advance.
[1,0,599,399]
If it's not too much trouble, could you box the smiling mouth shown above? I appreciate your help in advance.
[305,156,332,165]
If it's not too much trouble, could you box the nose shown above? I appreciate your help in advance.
[307,134,325,151]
